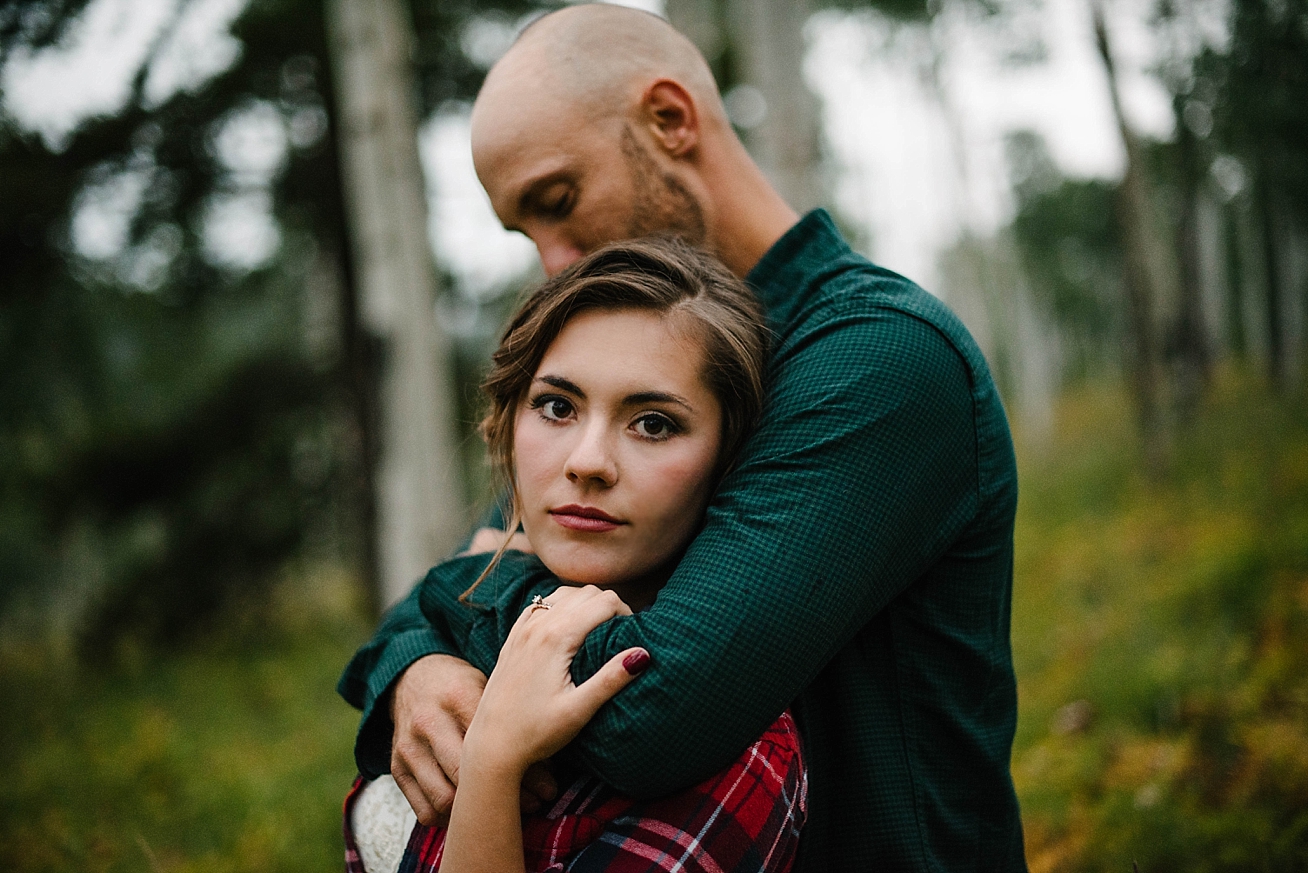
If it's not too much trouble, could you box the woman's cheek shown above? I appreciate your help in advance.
[645,447,718,523]
[513,419,558,487]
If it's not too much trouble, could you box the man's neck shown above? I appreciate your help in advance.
[703,142,800,278]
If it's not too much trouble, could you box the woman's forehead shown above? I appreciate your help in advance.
[534,308,711,397]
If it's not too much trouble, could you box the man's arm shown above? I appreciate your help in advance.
[445,309,988,797]
[338,576,466,778]
[339,504,521,779]
[562,311,985,795]
[341,549,558,825]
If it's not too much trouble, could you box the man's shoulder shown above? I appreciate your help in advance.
[755,210,1001,410]
[781,253,992,393]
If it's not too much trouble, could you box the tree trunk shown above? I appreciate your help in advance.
[1092,3,1172,475]
[1254,156,1286,387]
[325,0,466,609]
[669,0,825,212]
[1171,103,1211,415]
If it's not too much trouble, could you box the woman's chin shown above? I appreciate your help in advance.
[551,566,626,588]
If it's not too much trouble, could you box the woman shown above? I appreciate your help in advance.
[346,237,805,873]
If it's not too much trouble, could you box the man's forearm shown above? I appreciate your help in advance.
[339,572,468,777]
[556,316,983,796]
[359,316,984,798]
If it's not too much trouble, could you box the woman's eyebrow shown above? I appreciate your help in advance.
[537,374,584,396]
[536,376,694,411]
[624,391,694,412]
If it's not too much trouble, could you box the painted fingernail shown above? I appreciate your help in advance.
[622,649,650,675]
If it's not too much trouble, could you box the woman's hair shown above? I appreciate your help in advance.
[465,235,768,601]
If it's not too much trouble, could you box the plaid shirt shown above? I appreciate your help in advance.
[344,712,806,873]
[341,210,1027,872]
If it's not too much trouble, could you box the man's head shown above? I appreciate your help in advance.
[470,4,796,277]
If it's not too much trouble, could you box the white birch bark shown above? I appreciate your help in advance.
[326,0,465,606]
[669,0,826,212]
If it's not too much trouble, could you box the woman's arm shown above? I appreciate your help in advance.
[439,585,649,873]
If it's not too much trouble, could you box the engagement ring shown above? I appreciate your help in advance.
[528,594,552,613]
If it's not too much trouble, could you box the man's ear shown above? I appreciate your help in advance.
[642,79,699,158]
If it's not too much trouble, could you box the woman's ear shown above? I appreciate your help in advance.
[642,79,699,158]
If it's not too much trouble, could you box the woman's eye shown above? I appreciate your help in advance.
[633,414,677,440]
[533,396,574,421]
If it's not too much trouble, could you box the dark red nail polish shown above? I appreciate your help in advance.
[623,650,650,675]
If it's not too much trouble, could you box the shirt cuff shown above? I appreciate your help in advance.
[352,627,460,778]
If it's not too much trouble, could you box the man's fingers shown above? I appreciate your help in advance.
[391,755,454,828]
[387,655,488,825]
[522,761,558,805]
[518,761,557,813]
[460,527,503,556]
[460,527,536,556]
[572,646,650,722]
[505,530,535,553]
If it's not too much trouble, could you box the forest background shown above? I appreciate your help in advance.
[1,0,1306,870]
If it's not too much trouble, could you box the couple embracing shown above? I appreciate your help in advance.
[339,5,1027,872]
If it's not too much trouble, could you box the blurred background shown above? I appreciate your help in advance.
[1,0,1305,869]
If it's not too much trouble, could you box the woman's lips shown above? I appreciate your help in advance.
[550,505,624,532]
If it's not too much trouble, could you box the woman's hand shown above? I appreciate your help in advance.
[460,585,650,778]
[440,586,650,873]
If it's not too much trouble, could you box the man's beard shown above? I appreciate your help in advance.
[620,125,708,246]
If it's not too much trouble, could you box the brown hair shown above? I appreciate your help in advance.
[464,235,768,601]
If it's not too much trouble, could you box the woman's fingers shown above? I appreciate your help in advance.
[469,586,647,766]
[515,585,632,648]
[570,646,652,724]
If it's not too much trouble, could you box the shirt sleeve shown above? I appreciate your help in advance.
[337,503,514,778]
[337,579,464,778]
[561,306,982,797]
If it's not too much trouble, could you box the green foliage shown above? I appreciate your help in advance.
[0,572,370,873]
[0,0,372,653]
[1012,373,1308,871]
[1009,168,1124,376]
[1206,0,1308,213]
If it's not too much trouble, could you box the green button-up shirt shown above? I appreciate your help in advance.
[339,210,1026,872]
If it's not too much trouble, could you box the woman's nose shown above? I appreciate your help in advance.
[563,423,617,486]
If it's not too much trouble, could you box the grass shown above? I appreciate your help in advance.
[1011,372,1308,872]
[3,373,1306,871]
[1,570,370,873]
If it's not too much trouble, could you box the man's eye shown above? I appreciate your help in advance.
[633,414,677,440]
[533,396,574,421]
[545,191,573,218]
[532,183,575,219]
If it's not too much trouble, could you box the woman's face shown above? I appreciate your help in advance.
[513,307,722,603]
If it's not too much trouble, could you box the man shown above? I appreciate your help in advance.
[339,5,1027,871]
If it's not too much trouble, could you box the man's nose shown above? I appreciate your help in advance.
[564,422,618,486]
[536,237,585,276]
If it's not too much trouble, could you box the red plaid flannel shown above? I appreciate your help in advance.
[345,711,806,873]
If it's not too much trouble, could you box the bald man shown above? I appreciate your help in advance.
[339,6,1027,872]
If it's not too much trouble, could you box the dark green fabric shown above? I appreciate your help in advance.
[339,210,1026,872]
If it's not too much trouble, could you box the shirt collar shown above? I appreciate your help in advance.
[745,208,851,316]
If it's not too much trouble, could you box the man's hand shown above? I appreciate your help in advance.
[389,653,557,826]
[460,526,534,557]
